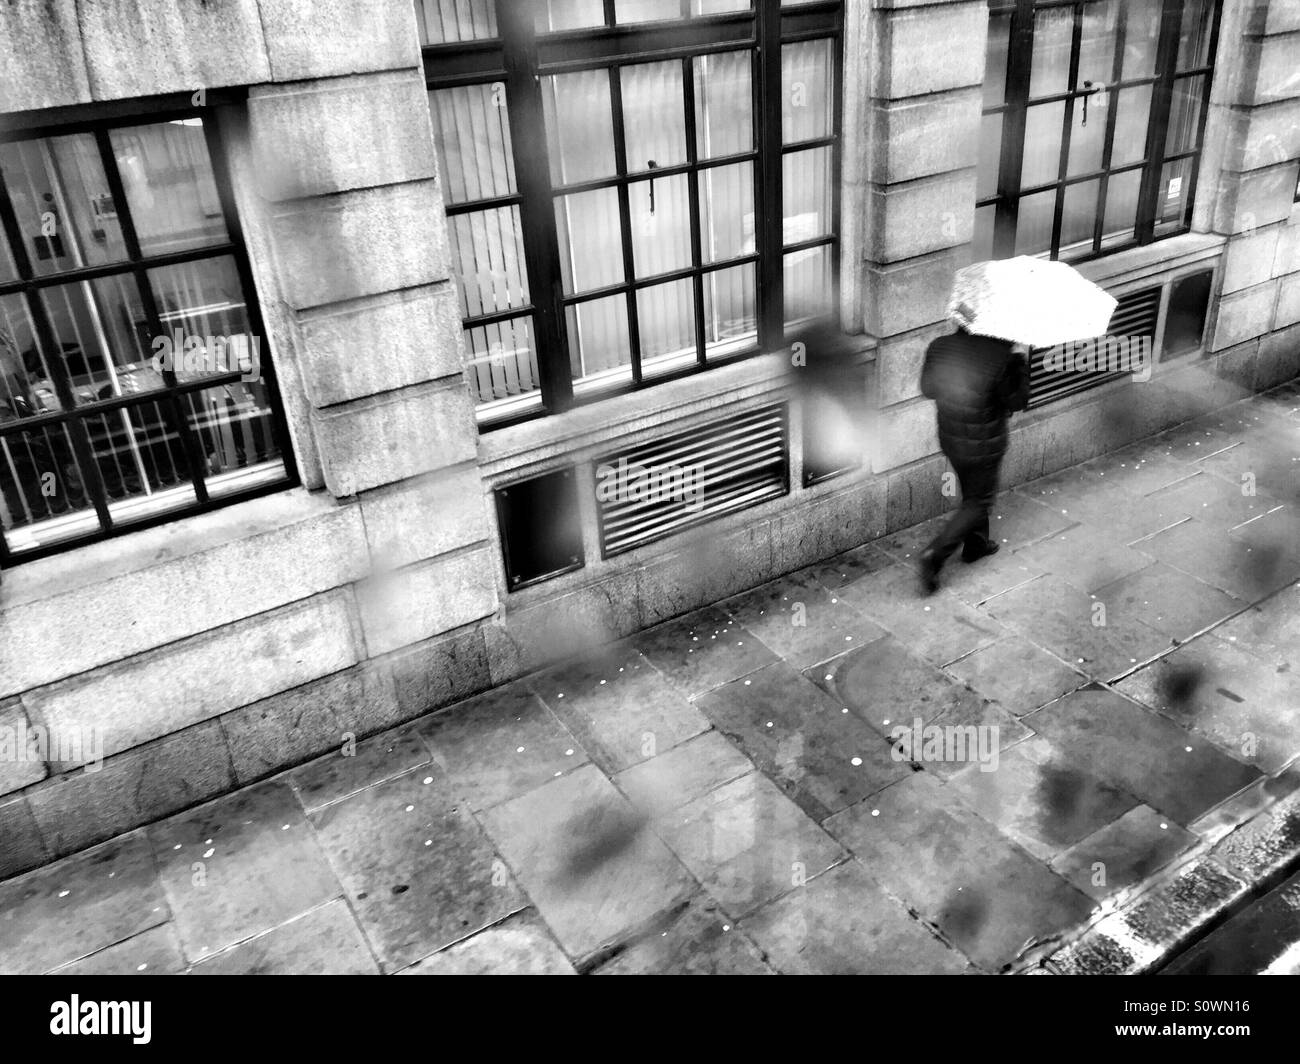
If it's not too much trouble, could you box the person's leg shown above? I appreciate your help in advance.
[959,457,1002,561]
[919,457,986,591]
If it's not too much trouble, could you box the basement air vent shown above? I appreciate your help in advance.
[1028,284,1161,408]
[594,403,790,558]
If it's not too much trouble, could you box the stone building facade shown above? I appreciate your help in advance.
[0,0,1297,878]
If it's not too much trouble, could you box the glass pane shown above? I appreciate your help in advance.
[694,51,753,158]
[630,172,692,278]
[616,0,683,22]
[703,263,756,358]
[783,147,833,244]
[1067,96,1106,177]
[463,316,540,405]
[182,383,283,497]
[1166,75,1206,156]
[430,84,517,205]
[542,70,616,186]
[555,188,624,294]
[699,162,754,263]
[784,245,833,325]
[1100,168,1141,248]
[1156,157,1194,231]
[1022,102,1065,188]
[973,204,996,262]
[0,134,128,277]
[0,422,100,551]
[622,61,687,172]
[1077,0,1120,87]
[1059,179,1100,257]
[1029,6,1073,99]
[1110,85,1152,167]
[1178,0,1215,70]
[1014,189,1056,256]
[85,397,194,508]
[0,227,16,282]
[110,121,228,255]
[695,0,749,11]
[535,0,606,32]
[415,0,498,43]
[149,257,255,384]
[448,207,529,320]
[782,39,834,143]
[637,278,697,374]
[978,113,1002,200]
[1123,0,1163,80]
[148,254,254,382]
[984,12,1011,109]
[567,296,631,385]
[0,293,63,419]
[39,276,159,406]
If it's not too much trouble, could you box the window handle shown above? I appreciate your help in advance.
[1080,81,1107,126]
[647,159,658,214]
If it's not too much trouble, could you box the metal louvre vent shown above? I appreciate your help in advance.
[1028,285,1162,409]
[594,403,789,558]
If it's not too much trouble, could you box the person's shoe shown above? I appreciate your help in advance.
[961,540,1000,564]
[918,548,942,595]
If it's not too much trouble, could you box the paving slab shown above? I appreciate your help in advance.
[310,766,523,972]
[420,683,588,812]
[943,636,1086,716]
[189,900,377,974]
[740,859,970,974]
[696,661,909,821]
[290,725,431,813]
[824,773,1095,971]
[0,833,169,975]
[479,763,696,961]
[148,781,339,965]
[629,605,780,699]
[1091,561,1245,642]
[398,910,575,975]
[528,645,709,772]
[592,895,771,975]
[50,922,186,975]
[1024,687,1261,825]
[614,730,754,816]
[1050,804,1199,902]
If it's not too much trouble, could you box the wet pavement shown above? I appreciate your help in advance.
[3,381,1300,974]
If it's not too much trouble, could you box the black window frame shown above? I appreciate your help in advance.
[980,0,1221,263]
[420,0,844,431]
[0,105,298,567]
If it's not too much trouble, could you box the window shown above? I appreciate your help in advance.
[0,113,296,564]
[418,0,843,428]
[978,0,1221,263]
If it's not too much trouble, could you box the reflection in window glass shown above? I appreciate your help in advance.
[637,278,696,373]
[1076,0,1119,87]
[694,52,753,158]
[622,62,687,172]
[1166,76,1206,155]
[1029,7,1071,99]
[110,122,228,255]
[430,85,517,204]
[0,293,62,419]
[555,188,625,294]
[0,135,128,276]
[783,148,833,243]
[1110,86,1152,167]
[149,256,256,385]
[182,382,283,495]
[543,70,617,186]
[567,296,631,386]
[699,162,754,263]
[415,0,498,44]
[703,263,756,358]
[784,246,832,325]
[464,316,540,406]
[782,40,834,143]
[535,0,606,32]
[1123,0,1163,79]
[39,277,154,405]
[1178,0,1215,70]
[0,422,101,549]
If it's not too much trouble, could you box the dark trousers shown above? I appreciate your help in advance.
[926,453,1002,562]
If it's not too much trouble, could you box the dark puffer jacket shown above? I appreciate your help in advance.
[920,329,1030,464]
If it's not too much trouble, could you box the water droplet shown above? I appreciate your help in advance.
[203,849,215,859]
[423,776,433,785]
[851,757,862,766]
[58,890,69,898]
[871,809,880,817]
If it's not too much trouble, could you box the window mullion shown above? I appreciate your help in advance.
[995,0,1035,258]
[1050,3,1086,258]
[607,66,644,386]
[496,0,571,412]
[1091,0,1130,254]
[683,56,706,367]
[758,0,783,345]
[95,128,211,506]
[1135,0,1185,244]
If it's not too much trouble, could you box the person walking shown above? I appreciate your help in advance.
[916,321,1030,594]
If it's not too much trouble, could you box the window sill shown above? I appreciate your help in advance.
[0,487,342,609]
[477,338,877,480]
[1073,231,1227,291]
